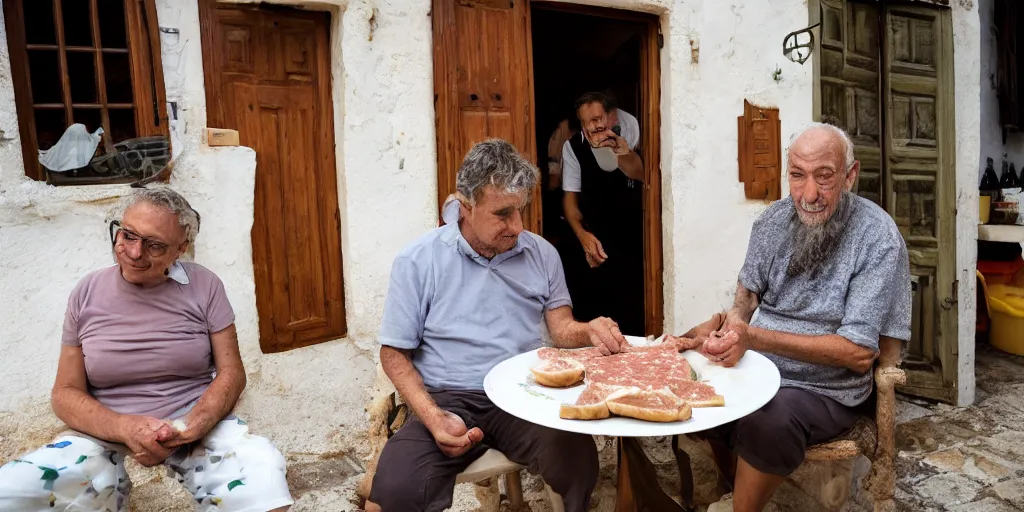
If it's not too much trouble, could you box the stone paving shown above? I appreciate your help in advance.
[892,342,1024,512]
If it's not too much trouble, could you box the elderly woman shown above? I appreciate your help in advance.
[0,187,292,511]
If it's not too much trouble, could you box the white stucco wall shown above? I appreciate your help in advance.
[0,0,982,507]
[952,0,981,407]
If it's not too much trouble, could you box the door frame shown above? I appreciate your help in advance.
[198,0,348,352]
[433,1,664,335]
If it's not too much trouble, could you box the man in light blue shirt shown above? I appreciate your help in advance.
[367,139,626,512]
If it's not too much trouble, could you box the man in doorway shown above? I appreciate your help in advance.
[367,138,626,512]
[561,91,646,335]
[689,123,911,512]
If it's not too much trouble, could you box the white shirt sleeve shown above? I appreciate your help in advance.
[617,108,640,150]
[561,140,582,193]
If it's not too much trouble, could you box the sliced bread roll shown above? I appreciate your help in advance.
[559,401,610,420]
[606,388,693,422]
[530,358,585,388]
[672,381,725,408]
[558,382,627,420]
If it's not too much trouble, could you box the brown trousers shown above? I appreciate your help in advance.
[369,390,599,512]
[703,387,862,476]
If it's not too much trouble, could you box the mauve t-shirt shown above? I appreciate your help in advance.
[62,262,235,419]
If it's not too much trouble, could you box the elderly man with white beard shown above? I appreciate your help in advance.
[685,123,912,512]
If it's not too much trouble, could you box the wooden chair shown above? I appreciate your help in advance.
[356,392,565,512]
[801,336,906,512]
[674,336,907,512]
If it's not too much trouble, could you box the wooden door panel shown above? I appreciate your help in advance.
[884,4,956,402]
[203,4,346,352]
[820,0,884,206]
[819,0,956,403]
[258,86,330,330]
[433,0,538,232]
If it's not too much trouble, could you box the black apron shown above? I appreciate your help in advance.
[563,134,646,335]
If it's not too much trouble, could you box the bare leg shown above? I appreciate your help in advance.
[731,457,784,512]
[364,501,382,512]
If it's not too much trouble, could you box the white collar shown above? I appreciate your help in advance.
[167,261,190,285]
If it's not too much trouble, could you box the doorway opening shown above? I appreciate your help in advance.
[530,4,662,337]
[429,0,662,335]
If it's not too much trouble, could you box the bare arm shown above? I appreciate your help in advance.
[380,346,442,423]
[51,344,129,443]
[563,192,608,267]
[51,344,177,466]
[745,327,878,374]
[563,192,587,240]
[717,281,877,374]
[726,281,759,324]
[545,306,626,354]
[165,324,246,446]
[616,149,644,181]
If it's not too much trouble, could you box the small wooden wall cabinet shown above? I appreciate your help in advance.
[737,99,782,201]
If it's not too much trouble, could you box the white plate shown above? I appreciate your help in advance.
[482,336,781,437]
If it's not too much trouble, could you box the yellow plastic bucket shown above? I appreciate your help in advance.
[978,270,1024,356]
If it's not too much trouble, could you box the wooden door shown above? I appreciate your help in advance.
[819,0,885,206]
[432,0,540,234]
[883,4,957,403]
[201,4,347,353]
[816,0,957,402]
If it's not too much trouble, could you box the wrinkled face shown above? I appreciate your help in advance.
[577,101,618,146]
[459,185,527,258]
[113,202,189,287]
[787,130,859,226]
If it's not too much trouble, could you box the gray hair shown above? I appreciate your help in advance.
[455,138,539,204]
[789,122,856,173]
[114,186,201,245]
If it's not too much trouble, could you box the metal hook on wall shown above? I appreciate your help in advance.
[782,22,820,65]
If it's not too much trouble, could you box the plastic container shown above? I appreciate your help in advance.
[978,257,1024,287]
[977,270,1024,356]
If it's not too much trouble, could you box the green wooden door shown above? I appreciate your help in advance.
[815,0,958,403]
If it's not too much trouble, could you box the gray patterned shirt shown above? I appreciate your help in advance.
[738,195,912,406]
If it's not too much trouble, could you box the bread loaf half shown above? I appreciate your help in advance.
[530,358,585,388]
[559,401,610,420]
[606,388,693,423]
[672,381,725,408]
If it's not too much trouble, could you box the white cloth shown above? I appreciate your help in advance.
[441,194,460,225]
[561,108,640,193]
[0,416,293,512]
[37,123,103,172]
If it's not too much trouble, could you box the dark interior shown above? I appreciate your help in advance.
[531,7,647,334]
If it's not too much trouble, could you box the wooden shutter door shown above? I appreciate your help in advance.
[432,0,540,233]
[202,5,347,353]
[883,5,957,403]
[818,0,884,206]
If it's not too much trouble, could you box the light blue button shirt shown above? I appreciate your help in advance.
[379,223,572,391]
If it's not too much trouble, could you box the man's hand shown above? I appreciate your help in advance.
[591,129,630,156]
[588,317,626,355]
[117,415,179,467]
[702,324,746,367]
[424,409,484,458]
[578,231,607,268]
